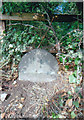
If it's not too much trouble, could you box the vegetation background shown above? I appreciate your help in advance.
[1,1,83,119]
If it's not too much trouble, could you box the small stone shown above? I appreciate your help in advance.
[13,80,17,85]
[1,93,7,102]
[33,114,39,118]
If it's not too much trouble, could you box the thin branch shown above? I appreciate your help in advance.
[37,16,54,48]
[60,29,81,41]
[42,5,58,44]
[40,4,60,52]
[73,16,82,22]
[52,99,62,114]
[7,23,47,31]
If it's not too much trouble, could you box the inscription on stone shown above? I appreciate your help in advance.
[18,49,59,82]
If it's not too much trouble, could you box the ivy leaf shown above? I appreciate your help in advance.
[69,50,74,54]
[65,65,69,69]
[28,37,35,44]
[64,59,67,63]
[67,37,72,42]
[69,45,73,49]
[71,111,76,118]
[69,75,76,83]
[78,52,82,59]
[73,101,79,108]
[59,57,63,63]
[52,112,58,118]
[49,30,53,34]
[68,91,71,95]
[76,38,80,42]
[73,70,77,77]
[75,58,79,65]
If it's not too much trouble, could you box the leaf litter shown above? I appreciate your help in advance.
[1,58,83,119]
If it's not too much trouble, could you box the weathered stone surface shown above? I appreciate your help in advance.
[18,49,59,82]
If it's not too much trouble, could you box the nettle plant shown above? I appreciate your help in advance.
[58,29,83,85]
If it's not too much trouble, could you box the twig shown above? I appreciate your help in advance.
[23,102,37,115]
[60,29,81,41]
[37,4,59,50]
[73,16,82,22]
[41,5,60,52]
[7,22,53,37]
[23,103,42,116]
[44,5,58,42]
[52,99,62,114]
[37,16,54,48]
[7,23,47,31]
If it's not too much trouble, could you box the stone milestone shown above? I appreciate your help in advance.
[18,49,59,82]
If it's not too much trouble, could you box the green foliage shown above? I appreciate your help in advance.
[1,20,53,67]
[50,88,83,119]
[60,28,83,49]
[1,2,83,119]
[2,2,82,17]
[2,2,59,15]
[1,2,83,74]
[69,75,77,83]
[52,112,58,118]
[52,112,64,119]
[73,101,79,108]
[59,57,63,63]
[71,111,76,118]
[75,58,79,65]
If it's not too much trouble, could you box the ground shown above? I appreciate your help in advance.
[1,58,83,119]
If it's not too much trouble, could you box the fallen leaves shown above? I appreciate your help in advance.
[73,101,79,108]
[71,111,76,118]
[1,112,5,119]
[21,97,25,102]
[1,60,83,119]
[45,88,83,119]
[65,99,72,107]
[17,103,23,109]
[69,75,76,83]
[2,64,18,82]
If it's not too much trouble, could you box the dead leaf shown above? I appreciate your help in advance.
[67,71,73,75]
[21,97,25,102]
[17,103,23,109]
[66,99,72,107]
[0,86,2,91]
[78,97,81,103]
[52,99,54,102]
[58,71,61,75]
[1,113,5,119]
[61,92,66,97]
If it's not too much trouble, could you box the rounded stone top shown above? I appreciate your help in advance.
[18,49,59,82]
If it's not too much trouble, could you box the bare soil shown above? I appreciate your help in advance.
[1,64,73,119]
